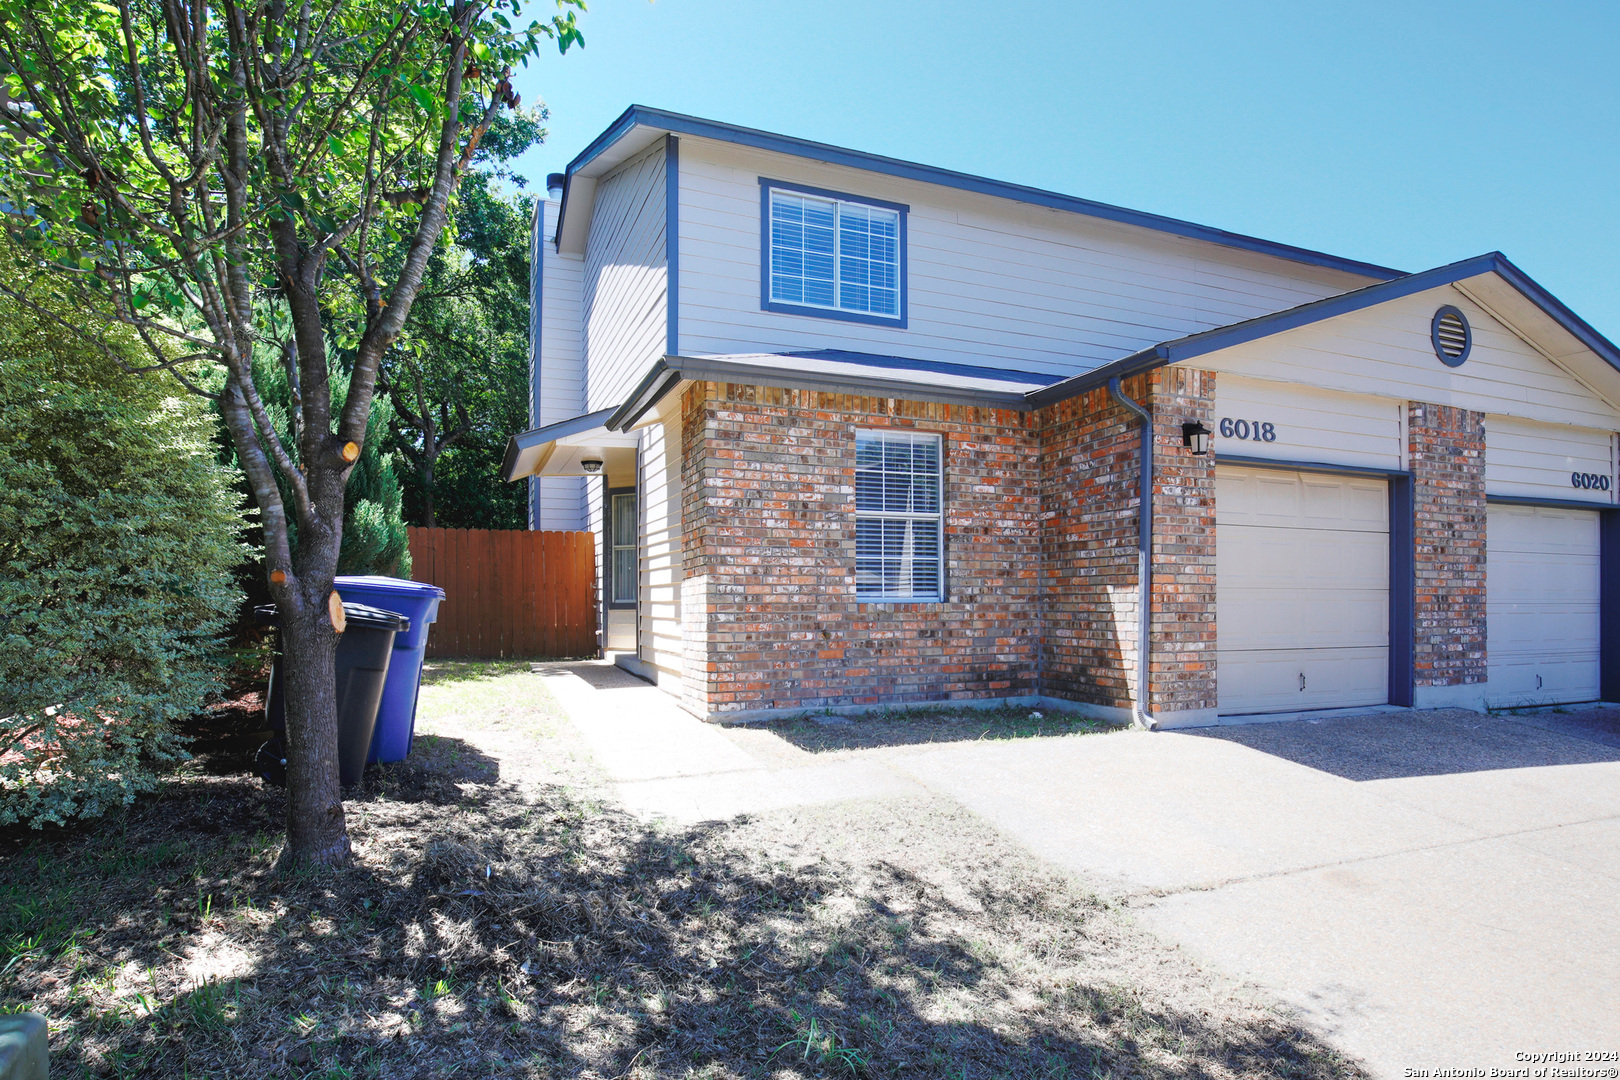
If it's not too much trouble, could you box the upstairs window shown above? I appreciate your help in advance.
[855,430,942,601]
[762,181,907,326]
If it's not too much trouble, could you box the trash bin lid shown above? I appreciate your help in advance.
[251,602,409,632]
[343,603,410,632]
[334,574,445,599]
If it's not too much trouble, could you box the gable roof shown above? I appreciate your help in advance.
[554,105,1405,281]
[1025,252,1620,407]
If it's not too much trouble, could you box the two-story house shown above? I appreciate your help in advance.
[502,106,1620,728]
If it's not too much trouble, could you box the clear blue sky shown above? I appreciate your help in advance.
[508,0,1620,340]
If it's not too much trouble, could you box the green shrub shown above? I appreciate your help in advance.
[337,389,412,578]
[0,304,245,827]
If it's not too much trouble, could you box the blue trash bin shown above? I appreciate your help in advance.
[333,575,445,764]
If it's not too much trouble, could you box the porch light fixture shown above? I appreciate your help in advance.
[1181,421,1212,455]
[580,458,604,474]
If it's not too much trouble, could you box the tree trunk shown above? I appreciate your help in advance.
[276,589,351,867]
[422,459,436,529]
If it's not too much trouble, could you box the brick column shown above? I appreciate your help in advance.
[1146,367,1218,717]
[1408,402,1487,703]
[1037,368,1216,722]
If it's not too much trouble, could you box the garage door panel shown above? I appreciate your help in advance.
[1217,465,1390,715]
[1490,504,1600,553]
[1217,525,1388,590]
[1488,550,1598,605]
[1219,648,1390,713]
[1219,470,1388,532]
[1485,504,1601,709]
[1218,592,1388,652]
[1487,655,1600,709]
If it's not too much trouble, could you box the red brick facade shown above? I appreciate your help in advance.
[674,370,1219,720]
[1408,402,1487,689]
[679,382,1042,717]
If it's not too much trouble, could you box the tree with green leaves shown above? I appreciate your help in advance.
[0,0,582,866]
[383,133,538,529]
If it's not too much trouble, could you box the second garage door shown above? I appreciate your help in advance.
[1217,465,1390,714]
[1485,503,1601,709]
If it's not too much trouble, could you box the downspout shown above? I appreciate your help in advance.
[1108,377,1159,731]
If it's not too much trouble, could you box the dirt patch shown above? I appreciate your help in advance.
[2,665,1362,1079]
[751,703,1121,753]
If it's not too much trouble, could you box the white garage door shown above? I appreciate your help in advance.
[1217,466,1390,714]
[1486,504,1601,709]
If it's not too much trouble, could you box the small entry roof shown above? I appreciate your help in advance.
[500,408,639,483]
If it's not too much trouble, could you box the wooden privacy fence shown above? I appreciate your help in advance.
[406,527,597,658]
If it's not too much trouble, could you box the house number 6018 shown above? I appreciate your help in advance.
[1218,418,1277,442]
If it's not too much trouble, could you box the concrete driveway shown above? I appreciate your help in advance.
[538,664,1620,1078]
[882,709,1620,1079]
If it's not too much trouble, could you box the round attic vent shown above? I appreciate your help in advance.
[1431,305,1472,367]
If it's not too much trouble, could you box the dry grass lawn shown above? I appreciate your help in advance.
[754,704,1119,753]
[0,662,1366,1079]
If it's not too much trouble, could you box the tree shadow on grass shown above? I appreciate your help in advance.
[2,744,1362,1080]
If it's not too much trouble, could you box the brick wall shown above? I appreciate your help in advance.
[1145,367,1218,714]
[1408,401,1487,688]
[1036,368,1216,715]
[678,381,1041,716]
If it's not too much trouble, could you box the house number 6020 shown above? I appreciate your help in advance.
[1218,418,1277,442]
[1572,472,1611,492]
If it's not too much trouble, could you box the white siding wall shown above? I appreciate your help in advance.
[528,199,543,528]
[676,138,1374,379]
[1485,415,1617,505]
[637,411,683,685]
[533,196,589,529]
[583,143,668,412]
[585,473,607,649]
[1194,285,1620,431]
[1212,375,1406,471]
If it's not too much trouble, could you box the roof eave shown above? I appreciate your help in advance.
[606,353,1047,432]
[500,407,619,481]
[1022,252,1620,410]
[553,105,1406,280]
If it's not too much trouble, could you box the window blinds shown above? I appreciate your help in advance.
[769,191,899,318]
[854,431,942,599]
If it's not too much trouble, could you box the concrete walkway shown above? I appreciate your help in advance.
[531,661,926,818]
[533,662,1620,1079]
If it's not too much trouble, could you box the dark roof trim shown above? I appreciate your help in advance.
[500,407,616,482]
[1216,453,1411,481]
[1025,252,1620,408]
[744,348,1054,386]
[558,105,1406,281]
[605,352,1045,432]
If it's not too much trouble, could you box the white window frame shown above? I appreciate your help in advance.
[760,179,908,328]
[608,489,637,607]
[854,429,944,603]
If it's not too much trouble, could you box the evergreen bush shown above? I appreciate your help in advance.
[0,296,245,827]
[220,359,411,582]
